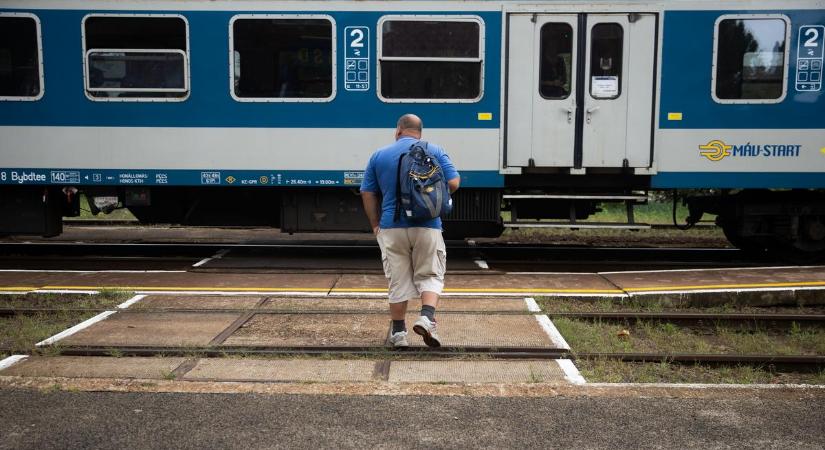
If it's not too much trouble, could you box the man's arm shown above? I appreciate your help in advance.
[361,191,382,235]
[448,177,460,194]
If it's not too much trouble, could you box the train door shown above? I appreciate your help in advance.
[505,13,657,170]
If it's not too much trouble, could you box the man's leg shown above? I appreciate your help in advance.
[389,300,409,334]
[380,229,418,347]
[411,228,446,347]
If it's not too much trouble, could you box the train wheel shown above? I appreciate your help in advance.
[720,222,768,255]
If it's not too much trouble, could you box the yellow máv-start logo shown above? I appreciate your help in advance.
[699,140,732,162]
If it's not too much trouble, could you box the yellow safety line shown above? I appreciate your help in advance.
[40,285,332,292]
[627,280,825,292]
[2,280,824,294]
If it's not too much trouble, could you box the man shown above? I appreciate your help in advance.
[360,114,460,348]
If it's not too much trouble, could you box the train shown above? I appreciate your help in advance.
[0,0,823,260]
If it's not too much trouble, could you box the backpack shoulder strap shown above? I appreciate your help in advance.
[393,147,412,223]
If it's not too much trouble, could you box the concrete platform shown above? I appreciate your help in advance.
[261,296,529,312]
[183,358,377,382]
[0,356,186,379]
[197,249,481,272]
[222,314,389,347]
[330,273,624,296]
[60,312,242,347]
[0,271,340,294]
[603,266,825,295]
[406,314,556,349]
[388,360,566,383]
[0,356,569,385]
[133,295,264,310]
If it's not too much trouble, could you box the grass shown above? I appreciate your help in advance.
[576,358,825,384]
[536,297,825,315]
[553,317,825,356]
[0,291,132,310]
[0,292,134,353]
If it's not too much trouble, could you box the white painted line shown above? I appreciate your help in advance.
[598,265,825,275]
[0,355,29,371]
[192,248,231,268]
[134,290,327,297]
[474,259,489,270]
[35,310,117,347]
[524,297,541,312]
[117,294,146,309]
[0,270,186,274]
[506,272,606,275]
[534,315,570,350]
[627,286,825,296]
[32,290,99,295]
[586,382,825,390]
[557,359,586,385]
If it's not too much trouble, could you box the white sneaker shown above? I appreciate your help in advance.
[413,316,441,348]
[389,330,409,348]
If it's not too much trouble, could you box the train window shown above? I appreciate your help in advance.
[713,16,789,103]
[82,15,189,101]
[378,17,483,102]
[0,13,44,101]
[539,23,573,99]
[230,16,335,102]
[589,23,623,100]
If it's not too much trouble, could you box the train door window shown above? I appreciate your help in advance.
[82,15,189,101]
[378,16,483,102]
[589,23,623,100]
[539,23,573,99]
[0,13,44,101]
[713,15,789,103]
[230,16,335,102]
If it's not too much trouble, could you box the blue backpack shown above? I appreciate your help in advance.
[394,141,453,223]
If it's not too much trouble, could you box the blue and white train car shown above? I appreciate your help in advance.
[0,0,823,257]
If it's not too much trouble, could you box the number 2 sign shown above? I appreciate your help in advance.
[344,26,370,92]
[796,25,824,92]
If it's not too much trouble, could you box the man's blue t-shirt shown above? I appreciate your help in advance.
[360,136,459,230]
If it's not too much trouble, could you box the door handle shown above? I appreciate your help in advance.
[586,106,600,124]
[563,106,575,124]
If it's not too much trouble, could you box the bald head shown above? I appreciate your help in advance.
[395,114,422,140]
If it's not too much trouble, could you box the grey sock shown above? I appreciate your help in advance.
[392,320,406,334]
[421,305,436,321]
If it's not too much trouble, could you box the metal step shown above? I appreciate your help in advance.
[504,222,652,230]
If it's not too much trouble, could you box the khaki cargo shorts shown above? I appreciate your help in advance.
[376,227,447,303]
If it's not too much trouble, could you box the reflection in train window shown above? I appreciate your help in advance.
[83,15,189,100]
[0,14,43,100]
[715,17,787,101]
[231,17,334,101]
[539,23,573,99]
[589,23,623,100]
[379,18,483,101]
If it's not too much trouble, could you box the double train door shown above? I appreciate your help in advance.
[506,13,657,169]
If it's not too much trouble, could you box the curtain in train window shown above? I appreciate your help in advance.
[231,18,333,100]
[0,15,42,99]
[83,16,189,99]
[589,23,623,100]
[379,19,482,100]
[715,18,787,101]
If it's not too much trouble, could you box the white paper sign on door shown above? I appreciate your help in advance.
[591,76,619,98]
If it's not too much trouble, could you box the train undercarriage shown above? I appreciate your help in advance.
[1,185,823,262]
